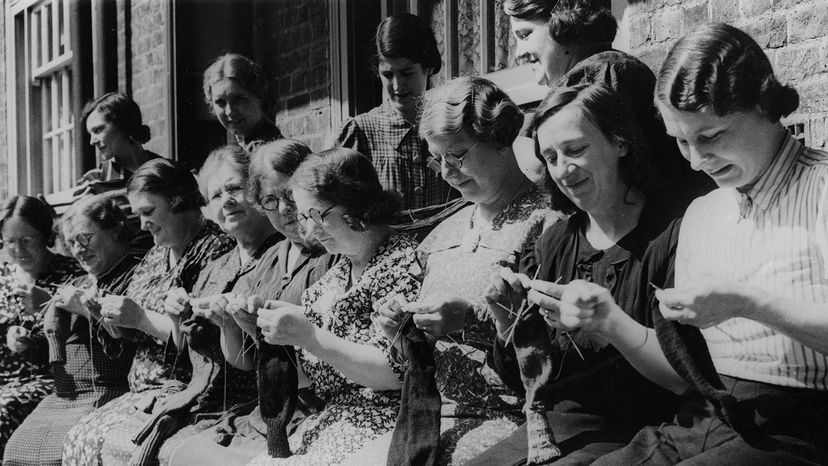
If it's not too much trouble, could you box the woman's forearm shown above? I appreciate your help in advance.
[221,324,254,370]
[138,311,179,346]
[305,328,401,391]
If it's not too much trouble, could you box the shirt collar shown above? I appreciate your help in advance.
[378,101,418,150]
[741,132,802,214]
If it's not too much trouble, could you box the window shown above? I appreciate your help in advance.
[6,0,76,196]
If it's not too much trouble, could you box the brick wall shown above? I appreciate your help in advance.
[624,0,828,150]
[0,1,7,202]
[129,0,170,157]
[253,0,332,151]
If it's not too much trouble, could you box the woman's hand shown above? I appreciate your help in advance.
[528,279,619,336]
[403,293,471,338]
[99,295,148,330]
[6,326,30,353]
[373,294,408,343]
[655,278,757,329]
[13,283,51,316]
[190,294,232,328]
[227,295,261,338]
[256,300,315,348]
[80,287,103,320]
[163,287,192,318]
[484,267,530,339]
[53,285,86,317]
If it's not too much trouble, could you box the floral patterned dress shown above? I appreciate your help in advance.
[62,221,234,466]
[246,233,421,466]
[0,254,83,457]
[3,253,141,465]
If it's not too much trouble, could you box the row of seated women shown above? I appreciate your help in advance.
[1,4,827,466]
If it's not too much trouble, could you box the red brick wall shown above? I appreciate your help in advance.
[129,0,171,157]
[623,0,828,150]
[253,0,333,151]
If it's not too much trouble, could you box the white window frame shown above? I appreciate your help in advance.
[5,0,77,196]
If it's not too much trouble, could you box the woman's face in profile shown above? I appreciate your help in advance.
[210,78,265,139]
[537,105,629,215]
[377,56,430,116]
[256,166,303,244]
[425,131,508,206]
[86,109,134,162]
[510,16,571,87]
[1,217,49,276]
[128,191,191,250]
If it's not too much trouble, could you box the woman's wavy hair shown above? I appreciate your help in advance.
[63,194,134,245]
[248,139,313,204]
[202,53,272,114]
[127,158,206,213]
[291,148,401,230]
[0,196,56,248]
[419,76,524,149]
[657,23,798,122]
[504,0,617,46]
[197,144,250,200]
[533,82,656,214]
[81,92,151,145]
[372,13,442,74]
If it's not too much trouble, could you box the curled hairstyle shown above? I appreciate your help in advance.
[0,196,55,247]
[373,13,442,74]
[505,0,616,46]
[419,76,524,148]
[248,139,313,204]
[127,158,206,213]
[533,83,655,213]
[82,92,151,145]
[202,53,271,114]
[63,194,134,245]
[657,23,798,121]
[291,148,401,230]
[198,144,250,200]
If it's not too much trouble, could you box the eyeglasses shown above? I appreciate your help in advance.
[296,204,337,227]
[0,236,37,249]
[427,141,481,173]
[67,232,95,249]
[258,194,291,212]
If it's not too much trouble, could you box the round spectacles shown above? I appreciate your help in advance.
[297,204,337,227]
[258,194,291,212]
[67,232,95,249]
[427,141,481,173]
[0,235,37,249]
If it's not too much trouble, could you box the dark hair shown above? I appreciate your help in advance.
[533,83,655,213]
[0,195,56,247]
[420,76,524,148]
[373,13,442,74]
[291,148,401,230]
[82,92,151,145]
[63,194,134,245]
[657,23,799,121]
[248,139,312,203]
[127,158,206,213]
[202,53,271,114]
[505,0,616,46]
[198,144,250,199]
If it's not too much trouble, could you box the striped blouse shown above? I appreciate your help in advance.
[676,132,828,389]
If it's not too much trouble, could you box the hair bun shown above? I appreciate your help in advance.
[134,124,151,145]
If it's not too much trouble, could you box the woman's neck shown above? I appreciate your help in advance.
[347,225,393,280]
[27,250,54,281]
[92,247,129,279]
[170,212,205,263]
[117,145,152,173]
[585,185,645,250]
[478,153,533,221]
[235,219,277,265]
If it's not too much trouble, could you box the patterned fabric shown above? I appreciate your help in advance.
[61,220,234,466]
[337,101,455,211]
[161,240,338,466]
[679,134,828,389]
[0,253,83,457]
[416,186,561,464]
[3,254,141,466]
[245,233,421,466]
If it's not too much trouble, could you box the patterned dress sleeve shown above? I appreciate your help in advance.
[336,118,370,160]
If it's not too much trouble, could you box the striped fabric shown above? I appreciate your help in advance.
[676,133,828,390]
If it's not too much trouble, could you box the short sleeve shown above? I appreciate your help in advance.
[336,118,369,159]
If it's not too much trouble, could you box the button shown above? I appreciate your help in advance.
[413,186,423,195]
[412,155,424,164]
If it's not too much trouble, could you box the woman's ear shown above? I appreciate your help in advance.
[616,140,629,158]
